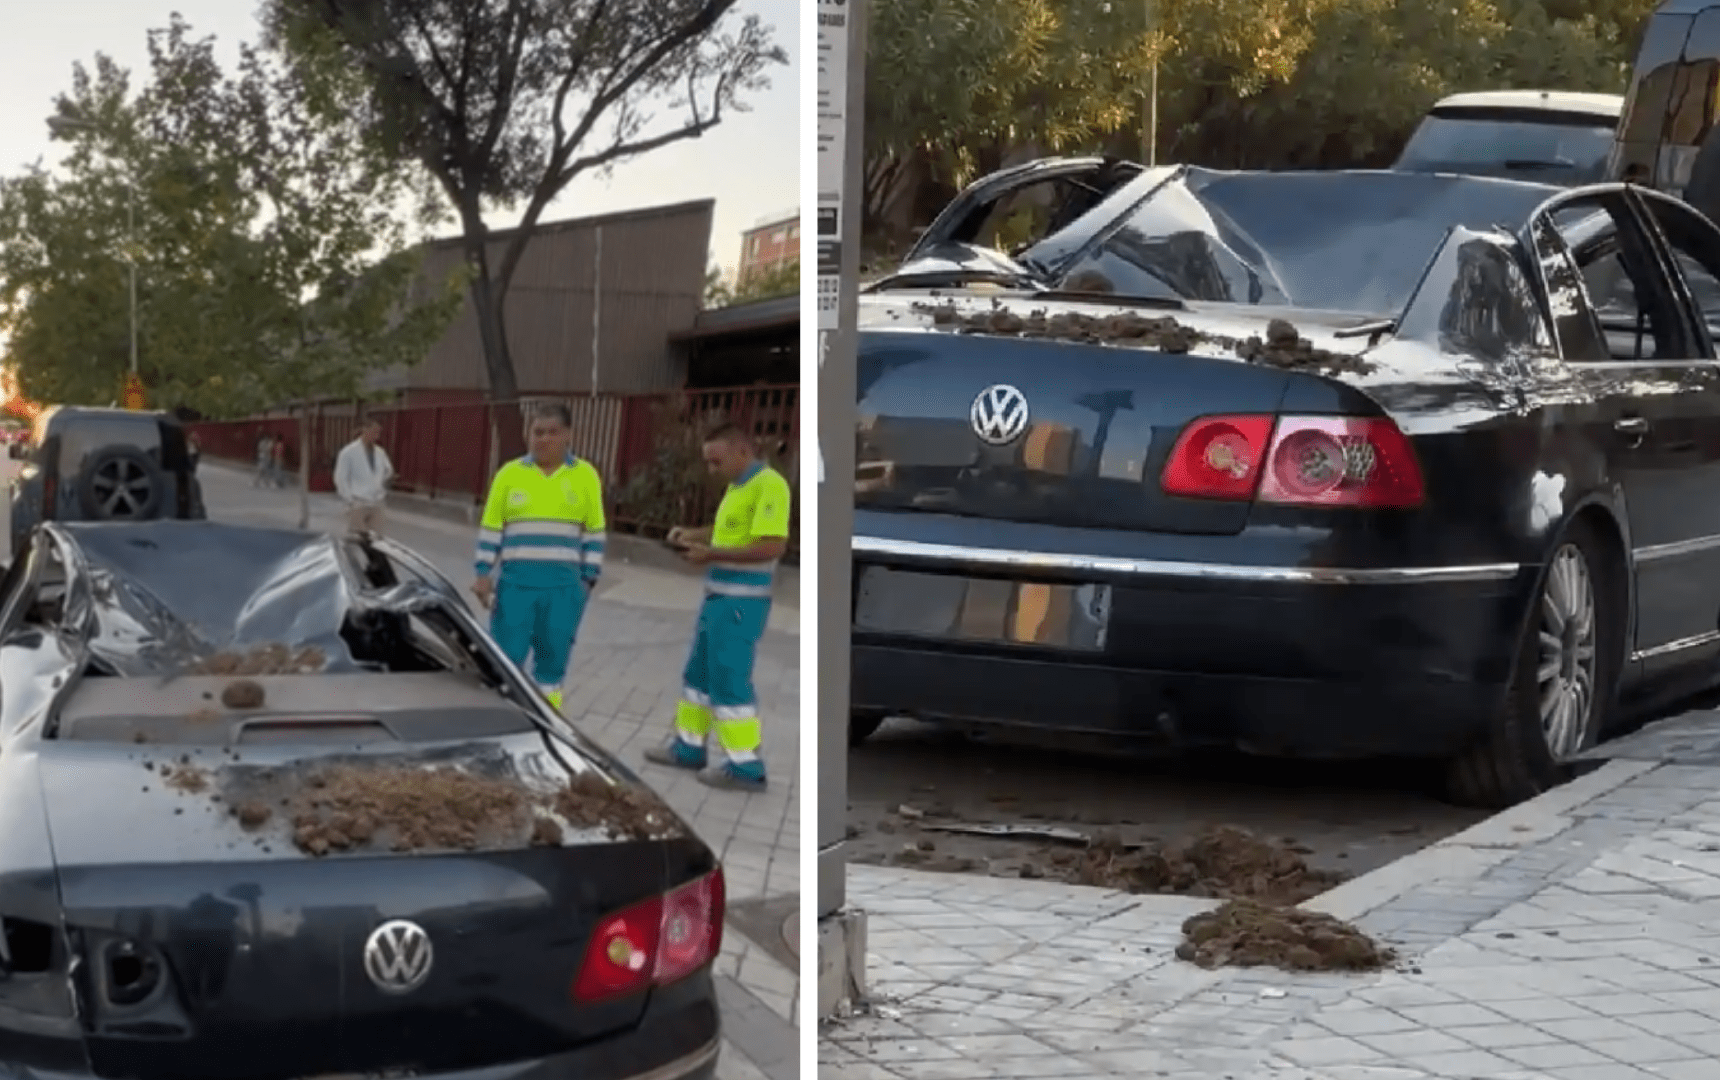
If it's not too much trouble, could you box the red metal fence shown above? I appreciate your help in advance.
[188,384,800,540]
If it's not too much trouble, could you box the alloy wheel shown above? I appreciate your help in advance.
[1537,543,1597,761]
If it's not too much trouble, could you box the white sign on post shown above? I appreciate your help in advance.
[817,0,849,332]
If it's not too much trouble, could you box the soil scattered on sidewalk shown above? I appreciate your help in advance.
[1177,899,1396,972]
[1075,825,1345,906]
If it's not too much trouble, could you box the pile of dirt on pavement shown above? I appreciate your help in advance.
[287,764,537,856]
[1177,899,1396,972]
[193,644,327,677]
[1074,825,1347,906]
[550,771,682,843]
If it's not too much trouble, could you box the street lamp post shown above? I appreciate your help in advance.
[46,113,139,380]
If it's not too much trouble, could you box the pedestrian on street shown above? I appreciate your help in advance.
[269,436,289,488]
[334,417,394,536]
[254,434,273,487]
[646,422,791,791]
[470,401,606,712]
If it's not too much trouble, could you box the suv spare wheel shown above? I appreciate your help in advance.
[78,445,166,521]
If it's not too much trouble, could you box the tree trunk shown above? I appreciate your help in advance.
[460,221,527,462]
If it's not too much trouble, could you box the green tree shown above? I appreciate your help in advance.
[0,16,466,523]
[704,257,797,308]
[865,0,1646,249]
[265,0,787,407]
[0,17,464,413]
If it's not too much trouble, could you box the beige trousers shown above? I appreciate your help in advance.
[347,503,386,535]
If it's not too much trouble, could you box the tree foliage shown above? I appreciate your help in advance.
[865,0,1653,248]
[265,0,788,402]
[705,257,797,307]
[0,16,465,417]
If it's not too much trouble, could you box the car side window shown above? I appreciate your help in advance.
[1542,200,1690,362]
[1639,193,1720,353]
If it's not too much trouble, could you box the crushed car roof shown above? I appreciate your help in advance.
[48,521,439,677]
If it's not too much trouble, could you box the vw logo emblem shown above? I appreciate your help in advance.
[363,919,433,994]
[970,384,1030,446]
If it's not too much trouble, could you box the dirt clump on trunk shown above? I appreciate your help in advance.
[195,644,327,677]
[289,764,535,856]
[1177,899,1397,972]
[551,771,682,842]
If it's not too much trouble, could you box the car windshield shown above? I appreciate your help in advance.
[1394,112,1615,181]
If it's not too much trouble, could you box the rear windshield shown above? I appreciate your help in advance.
[1395,110,1615,181]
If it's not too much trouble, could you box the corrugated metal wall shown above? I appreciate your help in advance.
[375,200,714,397]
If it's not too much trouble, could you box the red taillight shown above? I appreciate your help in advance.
[572,868,724,1003]
[1160,415,1275,500]
[1161,414,1423,508]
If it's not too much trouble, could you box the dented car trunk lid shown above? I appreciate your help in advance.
[36,737,686,1080]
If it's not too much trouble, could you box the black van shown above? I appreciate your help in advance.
[1613,0,1720,216]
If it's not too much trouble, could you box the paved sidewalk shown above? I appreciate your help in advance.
[821,714,1720,1079]
[198,463,800,1080]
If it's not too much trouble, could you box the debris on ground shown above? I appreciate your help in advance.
[220,680,266,710]
[923,822,1089,845]
[1074,826,1345,906]
[906,301,1372,374]
[1177,899,1396,972]
[194,644,327,677]
[288,764,534,856]
[550,771,681,843]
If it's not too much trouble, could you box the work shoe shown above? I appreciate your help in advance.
[644,738,707,771]
[696,761,767,792]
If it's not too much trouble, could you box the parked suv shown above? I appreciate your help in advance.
[1613,0,1720,218]
[9,406,206,555]
[1393,90,1622,186]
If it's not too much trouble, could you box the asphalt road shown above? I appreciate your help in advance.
[846,718,1494,887]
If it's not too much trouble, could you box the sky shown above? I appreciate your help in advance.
[0,0,800,277]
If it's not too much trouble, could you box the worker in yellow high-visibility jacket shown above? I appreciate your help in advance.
[646,422,790,791]
[471,402,605,712]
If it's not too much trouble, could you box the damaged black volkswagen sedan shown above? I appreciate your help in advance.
[851,161,1720,808]
[0,521,721,1079]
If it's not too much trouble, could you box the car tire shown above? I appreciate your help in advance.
[850,709,887,747]
[1444,520,1621,810]
[76,445,167,521]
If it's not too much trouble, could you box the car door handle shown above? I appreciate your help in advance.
[1615,417,1650,437]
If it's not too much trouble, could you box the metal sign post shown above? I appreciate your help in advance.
[815,0,869,1018]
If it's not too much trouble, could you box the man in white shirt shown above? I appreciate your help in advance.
[333,418,394,535]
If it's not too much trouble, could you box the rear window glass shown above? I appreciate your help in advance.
[1395,112,1615,181]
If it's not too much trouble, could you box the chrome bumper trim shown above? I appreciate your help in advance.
[852,537,1523,585]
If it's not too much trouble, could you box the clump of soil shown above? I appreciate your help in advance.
[531,817,563,846]
[221,680,266,710]
[1074,825,1345,906]
[1177,899,1396,972]
[910,301,1370,374]
[288,764,532,856]
[163,762,209,793]
[233,801,272,830]
[195,644,326,677]
[551,772,681,842]
[1236,318,1374,375]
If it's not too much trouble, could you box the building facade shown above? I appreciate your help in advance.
[368,199,715,404]
[738,209,799,285]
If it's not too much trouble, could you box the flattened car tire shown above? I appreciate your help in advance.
[1445,520,1621,810]
[76,445,166,521]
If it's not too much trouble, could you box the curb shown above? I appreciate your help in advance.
[1301,758,1660,923]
